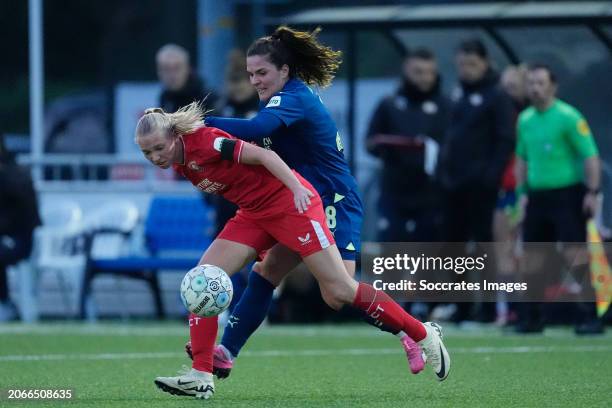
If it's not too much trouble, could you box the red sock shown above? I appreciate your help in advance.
[189,313,218,373]
[352,282,427,342]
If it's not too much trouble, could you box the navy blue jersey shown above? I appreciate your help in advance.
[258,79,357,197]
[205,79,362,258]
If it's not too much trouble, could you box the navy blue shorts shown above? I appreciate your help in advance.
[320,189,363,261]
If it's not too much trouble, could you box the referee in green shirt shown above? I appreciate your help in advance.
[515,63,603,334]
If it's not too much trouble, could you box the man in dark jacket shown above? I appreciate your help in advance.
[438,39,515,322]
[439,39,515,242]
[156,44,218,113]
[0,135,41,320]
[367,48,451,242]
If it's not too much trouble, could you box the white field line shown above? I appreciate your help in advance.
[0,325,390,337]
[1,345,611,362]
[0,324,606,339]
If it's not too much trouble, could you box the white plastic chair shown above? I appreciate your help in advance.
[15,200,85,322]
[83,200,139,259]
[80,201,140,320]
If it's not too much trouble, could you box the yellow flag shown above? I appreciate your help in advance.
[587,219,612,317]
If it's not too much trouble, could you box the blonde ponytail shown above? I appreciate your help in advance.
[168,101,207,135]
[135,101,208,140]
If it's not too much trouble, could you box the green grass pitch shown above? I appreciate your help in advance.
[0,323,610,407]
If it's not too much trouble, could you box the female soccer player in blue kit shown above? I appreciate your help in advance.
[175,26,450,395]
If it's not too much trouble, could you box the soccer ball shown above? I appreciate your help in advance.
[180,264,233,317]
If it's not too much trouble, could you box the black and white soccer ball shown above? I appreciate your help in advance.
[180,264,233,317]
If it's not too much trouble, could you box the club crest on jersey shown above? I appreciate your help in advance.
[188,161,202,171]
[266,96,281,108]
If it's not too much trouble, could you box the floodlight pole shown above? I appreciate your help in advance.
[197,0,234,93]
[29,0,44,182]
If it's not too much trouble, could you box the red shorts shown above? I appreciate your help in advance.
[217,187,335,258]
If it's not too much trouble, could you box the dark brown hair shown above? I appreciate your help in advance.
[247,26,342,88]
[457,38,488,59]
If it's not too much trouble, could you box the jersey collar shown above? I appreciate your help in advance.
[282,78,302,92]
[259,79,304,109]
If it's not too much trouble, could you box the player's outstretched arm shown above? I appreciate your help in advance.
[239,142,314,213]
[206,112,283,143]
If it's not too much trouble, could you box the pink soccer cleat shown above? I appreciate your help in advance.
[185,342,233,380]
[212,345,234,379]
[401,335,426,374]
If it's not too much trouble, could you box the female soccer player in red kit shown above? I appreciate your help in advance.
[135,102,450,400]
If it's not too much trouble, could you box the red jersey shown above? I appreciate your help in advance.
[172,127,291,216]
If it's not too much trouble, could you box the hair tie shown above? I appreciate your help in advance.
[144,107,164,115]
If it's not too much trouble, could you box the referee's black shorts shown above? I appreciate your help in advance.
[523,183,587,243]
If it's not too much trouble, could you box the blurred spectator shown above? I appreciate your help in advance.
[210,49,260,236]
[515,64,603,334]
[217,50,260,122]
[156,44,218,113]
[494,65,529,326]
[0,134,41,321]
[156,44,217,183]
[438,39,515,322]
[500,65,529,111]
[366,48,450,242]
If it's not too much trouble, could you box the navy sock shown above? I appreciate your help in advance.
[221,270,275,357]
[228,272,247,313]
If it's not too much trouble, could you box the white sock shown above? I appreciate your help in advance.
[396,330,407,339]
